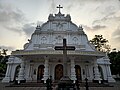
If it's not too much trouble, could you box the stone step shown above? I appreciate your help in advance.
[6,81,113,88]
[7,82,46,87]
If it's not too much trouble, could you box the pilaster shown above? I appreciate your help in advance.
[18,58,25,82]
[106,65,115,82]
[93,60,101,83]
[103,54,115,82]
[70,57,76,83]
[2,64,11,82]
[26,62,34,82]
[2,56,14,83]
[42,56,49,83]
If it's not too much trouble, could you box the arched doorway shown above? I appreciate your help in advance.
[37,65,44,81]
[14,65,21,81]
[55,64,63,80]
[75,65,82,80]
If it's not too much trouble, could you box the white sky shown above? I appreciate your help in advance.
[0,0,120,54]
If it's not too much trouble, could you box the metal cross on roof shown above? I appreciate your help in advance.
[57,5,63,13]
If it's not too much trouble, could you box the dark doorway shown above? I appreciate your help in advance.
[37,65,44,82]
[98,66,104,80]
[14,65,20,81]
[55,64,63,80]
[75,65,82,81]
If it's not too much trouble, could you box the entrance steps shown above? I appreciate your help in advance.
[7,82,46,87]
[1,81,120,90]
[7,81,112,87]
[52,80,112,87]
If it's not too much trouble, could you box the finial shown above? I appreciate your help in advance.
[36,25,41,29]
[79,25,83,29]
[57,5,63,13]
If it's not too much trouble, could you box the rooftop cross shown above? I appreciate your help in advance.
[57,5,63,13]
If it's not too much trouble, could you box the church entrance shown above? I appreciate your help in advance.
[75,65,82,81]
[55,64,63,80]
[37,65,44,82]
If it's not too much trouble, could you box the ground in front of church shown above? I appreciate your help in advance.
[0,80,120,90]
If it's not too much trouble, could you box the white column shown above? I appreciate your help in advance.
[26,63,33,82]
[30,63,34,80]
[93,60,101,83]
[103,54,116,82]
[42,56,49,83]
[68,33,70,44]
[70,57,76,83]
[6,64,10,77]
[18,60,25,81]
[2,64,11,82]
[2,56,14,83]
[106,65,115,82]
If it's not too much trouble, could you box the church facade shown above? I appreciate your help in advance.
[2,6,115,83]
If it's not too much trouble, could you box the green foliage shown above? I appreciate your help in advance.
[90,35,110,52]
[0,49,8,56]
[0,56,8,77]
[108,51,120,75]
[0,63,7,73]
[0,48,8,77]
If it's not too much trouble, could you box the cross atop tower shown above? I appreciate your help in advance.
[57,5,63,13]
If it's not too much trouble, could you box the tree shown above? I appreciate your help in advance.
[0,49,8,56]
[90,35,110,52]
[0,48,8,77]
[0,55,8,77]
[108,51,120,76]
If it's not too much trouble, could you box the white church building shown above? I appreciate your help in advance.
[2,5,115,83]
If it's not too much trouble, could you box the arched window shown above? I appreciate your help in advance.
[73,37,78,44]
[41,36,47,44]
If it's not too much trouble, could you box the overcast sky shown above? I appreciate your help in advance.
[0,0,120,54]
